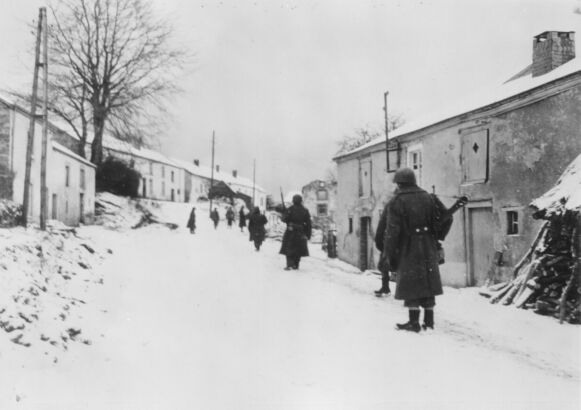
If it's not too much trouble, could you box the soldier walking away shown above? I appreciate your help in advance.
[374,202,392,297]
[226,206,235,228]
[248,207,268,251]
[186,206,196,234]
[239,205,247,232]
[210,207,220,229]
[383,168,449,332]
[279,194,312,270]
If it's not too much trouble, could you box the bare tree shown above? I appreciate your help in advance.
[47,0,188,163]
[336,114,405,155]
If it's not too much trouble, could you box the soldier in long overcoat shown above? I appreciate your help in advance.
[384,168,448,332]
[238,206,247,232]
[210,208,220,229]
[279,194,312,270]
[374,202,393,297]
[186,206,196,234]
[248,207,268,251]
[226,207,235,228]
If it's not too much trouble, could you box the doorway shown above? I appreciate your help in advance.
[359,217,371,271]
[467,206,494,286]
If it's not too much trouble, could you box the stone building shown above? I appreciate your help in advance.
[0,94,96,226]
[301,179,337,230]
[333,31,581,286]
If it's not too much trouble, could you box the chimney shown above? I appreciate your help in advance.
[193,159,199,166]
[232,170,238,178]
[532,31,575,77]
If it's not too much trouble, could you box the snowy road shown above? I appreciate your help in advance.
[2,204,580,409]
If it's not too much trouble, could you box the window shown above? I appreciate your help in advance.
[461,129,489,184]
[507,211,519,235]
[149,179,153,195]
[349,217,353,234]
[358,157,372,197]
[171,171,175,182]
[408,149,422,186]
[316,190,328,201]
[65,165,70,187]
[162,166,165,178]
[317,204,328,216]
[80,169,86,190]
[51,194,57,219]
[149,162,153,175]
[162,181,166,196]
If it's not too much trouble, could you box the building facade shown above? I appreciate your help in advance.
[334,31,581,286]
[0,95,96,226]
[301,179,337,230]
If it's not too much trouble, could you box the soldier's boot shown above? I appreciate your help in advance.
[292,257,301,270]
[284,256,294,270]
[396,309,421,332]
[374,275,391,297]
[422,308,434,330]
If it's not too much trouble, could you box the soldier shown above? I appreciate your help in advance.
[186,206,196,234]
[210,207,220,229]
[226,206,235,228]
[374,202,392,297]
[279,194,312,270]
[383,168,448,332]
[248,206,268,251]
[238,206,247,232]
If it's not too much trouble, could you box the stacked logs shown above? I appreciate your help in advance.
[480,213,581,324]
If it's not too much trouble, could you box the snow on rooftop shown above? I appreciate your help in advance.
[170,157,265,193]
[530,154,581,216]
[336,57,581,159]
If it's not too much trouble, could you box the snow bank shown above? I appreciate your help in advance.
[530,153,581,216]
[0,226,107,357]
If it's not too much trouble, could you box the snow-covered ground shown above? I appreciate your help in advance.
[0,198,579,409]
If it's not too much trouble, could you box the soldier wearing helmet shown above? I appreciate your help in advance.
[383,167,448,332]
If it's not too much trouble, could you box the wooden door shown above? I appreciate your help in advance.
[359,217,371,271]
[468,207,493,286]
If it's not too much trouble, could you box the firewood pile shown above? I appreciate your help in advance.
[480,216,580,323]
[480,154,581,324]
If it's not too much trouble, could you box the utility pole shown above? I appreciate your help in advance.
[22,8,44,227]
[209,131,215,217]
[40,8,49,230]
[252,159,256,208]
[383,91,390,173]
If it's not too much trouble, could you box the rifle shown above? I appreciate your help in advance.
[433,195,468,264]
[280,187,286,212]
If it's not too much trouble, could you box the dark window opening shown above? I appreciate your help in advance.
[507,211,519,235]
[349,217,353,234]
[317,204,328,216]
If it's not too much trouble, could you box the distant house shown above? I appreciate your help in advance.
[334,31,581,285]
[301,179,337,230]
[0,94,96,226]
[97,139,185,202]
[172,158,268,209]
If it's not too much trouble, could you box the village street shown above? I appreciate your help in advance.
[0,201,579,410]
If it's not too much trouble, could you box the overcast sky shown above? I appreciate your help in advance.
[0,0,579,194]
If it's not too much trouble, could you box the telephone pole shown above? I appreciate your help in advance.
[209,131,215,217]
[40,8,49,230]
[21,8,45,227]
[383,91,390,173]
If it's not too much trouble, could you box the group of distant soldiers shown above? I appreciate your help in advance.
[185,167,458,333]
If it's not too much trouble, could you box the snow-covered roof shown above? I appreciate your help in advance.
[530,154,581,216]
[51,141,96,168]
[335,57,581,160]
[171,157,266,194]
